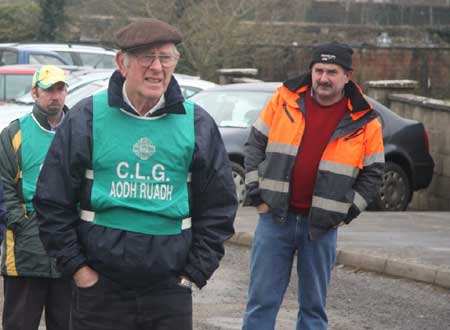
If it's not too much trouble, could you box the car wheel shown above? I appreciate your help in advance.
[231,162,246,204]
[372,162,412,211]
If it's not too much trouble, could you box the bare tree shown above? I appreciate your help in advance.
[74,0,261,80]
[37,0,68,41]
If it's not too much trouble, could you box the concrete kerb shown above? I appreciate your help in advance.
[227,232,450,290]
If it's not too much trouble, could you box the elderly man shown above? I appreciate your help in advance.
[242,42,385,330]
[33,18,237,330]
[0,65,71,330]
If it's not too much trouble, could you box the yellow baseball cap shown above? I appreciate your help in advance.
[32,65,67,89]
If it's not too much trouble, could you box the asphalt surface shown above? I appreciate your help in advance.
[230,207,450,289]
[193,244,450,330]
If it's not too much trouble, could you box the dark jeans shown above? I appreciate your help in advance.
[2,275,71,330]
[71,274,192,330]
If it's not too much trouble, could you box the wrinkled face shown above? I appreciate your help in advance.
[311,63,350,105]
[117,43,179,108]
[31,82,67,116]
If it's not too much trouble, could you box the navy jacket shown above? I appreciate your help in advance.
[33,71,237,289]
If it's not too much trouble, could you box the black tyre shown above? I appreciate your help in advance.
[231,162,246,205]
[371,162,412,211]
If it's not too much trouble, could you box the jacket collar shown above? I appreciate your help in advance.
[107,70,186,116]
[32,103,68,131]
[282,72,372,116]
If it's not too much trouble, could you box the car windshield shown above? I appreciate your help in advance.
[191,90,272,128]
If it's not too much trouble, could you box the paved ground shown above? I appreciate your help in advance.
[231,207,450,288]
[193,244,450,330]
[1,207,449,329]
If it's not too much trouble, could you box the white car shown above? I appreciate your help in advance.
[0,69,113,129]
[175,73,217,98]
[0,72,216,130]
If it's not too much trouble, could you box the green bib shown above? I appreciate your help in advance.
[20,114,55,211]
[90,91,195,235]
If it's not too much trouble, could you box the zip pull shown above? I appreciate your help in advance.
[283,103,294,123]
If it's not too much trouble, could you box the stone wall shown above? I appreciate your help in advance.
[254,43,450,100]
[366,84,450,210]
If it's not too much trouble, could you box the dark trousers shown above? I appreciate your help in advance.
[71,274,192,330]
[2,275,71,330]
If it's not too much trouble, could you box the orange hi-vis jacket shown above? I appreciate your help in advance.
[244,74,385,240]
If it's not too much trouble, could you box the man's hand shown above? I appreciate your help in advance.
[73,265,99,288]
[256,203,270,214]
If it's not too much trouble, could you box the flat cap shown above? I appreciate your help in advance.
[114,18,183,52]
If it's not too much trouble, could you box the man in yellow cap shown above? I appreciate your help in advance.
[0,65,71,330]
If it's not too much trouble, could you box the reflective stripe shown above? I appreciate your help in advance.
[80,209,95,222]
[187,172,192,182]
[353,191,368,211]
[5,229,18,276]
[266,142,298,156]
[319,160,359,178]
[79,209,192,230]
[12,131,21,153]
[312,196,350,214]
[260,178,289,193]
[85,169,94,180]
[181,217,192,230]
[253,118,269,136]
[364,152,385,167]
[246,170,258,184]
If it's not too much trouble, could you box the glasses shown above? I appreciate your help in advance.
[133,53,179,68]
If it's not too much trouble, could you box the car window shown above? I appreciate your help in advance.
[192,91,272,128]
[0,76,3,99]
[180,86,201,99]
[54,51,75,65]
[0,50,18,65]
[29,54,66,65]
[0,74,33,100]
[78,53,116,69]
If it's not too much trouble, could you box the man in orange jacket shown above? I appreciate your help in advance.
[242,42,384,330]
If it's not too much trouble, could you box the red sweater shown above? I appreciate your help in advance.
[289,92,347,214]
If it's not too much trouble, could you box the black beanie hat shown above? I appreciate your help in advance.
[309,41,353,70]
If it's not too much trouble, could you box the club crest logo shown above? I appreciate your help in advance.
[320,54,336,61]
[133,137,156,160]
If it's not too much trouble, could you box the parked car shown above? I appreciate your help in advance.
[190,82,435,211]
[15,43,117,69]
[0,71,216,130]
[0,64,98,102]
[0,65,39,102]
[0,68,113,129]
[0,43,116,68]
[175,73,217,98]
[0,44,68,66]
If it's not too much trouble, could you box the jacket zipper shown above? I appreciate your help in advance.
[283,103,295,123]
[344,128,364,141]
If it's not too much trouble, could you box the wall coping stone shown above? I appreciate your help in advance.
[388,94,450,112]
[366,80,419,88]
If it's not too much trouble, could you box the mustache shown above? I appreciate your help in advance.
[318,82,332,88]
